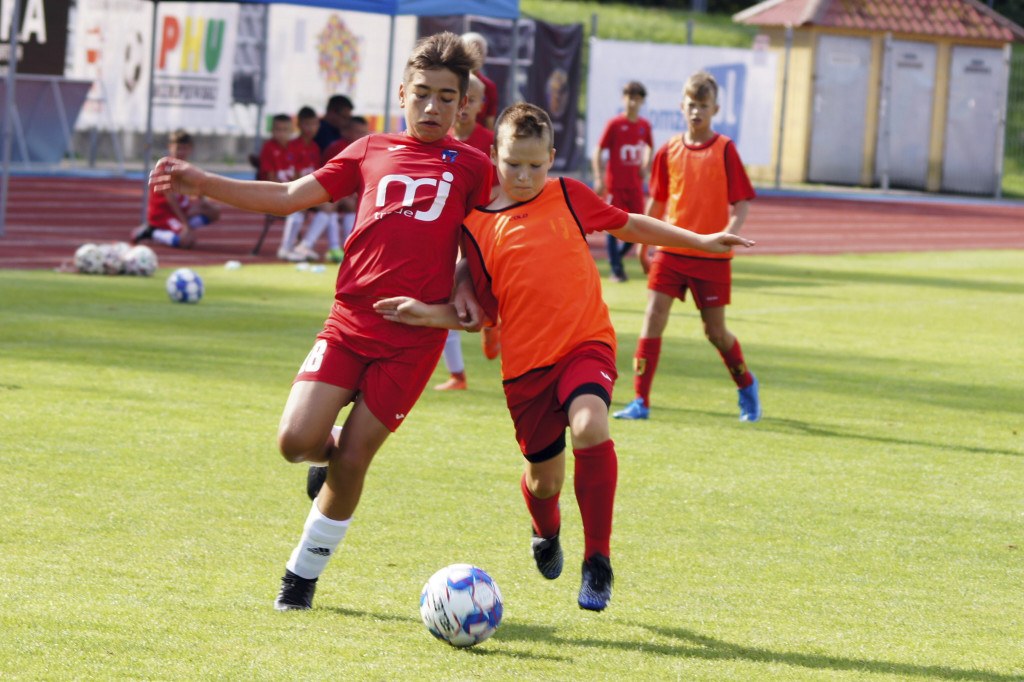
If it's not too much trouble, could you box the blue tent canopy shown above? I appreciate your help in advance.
[247,0,519,17]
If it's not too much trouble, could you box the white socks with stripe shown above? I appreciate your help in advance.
[286,501,350,580]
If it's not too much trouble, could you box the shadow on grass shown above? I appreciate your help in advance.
[325,607,570,661]
[620,623,1024,682]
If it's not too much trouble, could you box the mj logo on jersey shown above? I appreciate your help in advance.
[375,172,454,222]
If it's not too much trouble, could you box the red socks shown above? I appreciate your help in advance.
[521,473,560,539]
[719,338,753,389]
[573,440,617,558]
[632,337,662,408]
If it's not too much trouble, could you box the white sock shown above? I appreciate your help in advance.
[286,500,350,580]
[340,212,356,247]
[442,329,464,373]
[302,211,330,249]
[280,213,303,252]
[327,213,342,250]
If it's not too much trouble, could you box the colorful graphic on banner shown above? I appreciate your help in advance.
[317,14,360,94]
[586,39,776,166]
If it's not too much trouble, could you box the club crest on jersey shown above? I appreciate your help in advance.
[441,149,459,163]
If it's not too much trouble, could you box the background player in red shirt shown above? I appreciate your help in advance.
[374,103,753,611]
[461,32,498,130]
[592,81,653,283]
[615,70,761,423]
[149,32,492,612]
[280,106,324,262]
[131,130,220,248]
[434,74,496,392]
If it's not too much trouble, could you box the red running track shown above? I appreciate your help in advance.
[0,176,1021,270]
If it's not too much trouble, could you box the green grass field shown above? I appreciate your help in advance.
[2,250,1022,681]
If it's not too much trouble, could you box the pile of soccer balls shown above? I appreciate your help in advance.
[420,564,503,647]
[74,242,158,277]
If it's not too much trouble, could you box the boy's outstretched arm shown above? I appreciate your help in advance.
[609,213,755,254]
[150,157,330,217]
[374,298,465,330]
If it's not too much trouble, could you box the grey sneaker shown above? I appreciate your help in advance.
[531,529,563,580]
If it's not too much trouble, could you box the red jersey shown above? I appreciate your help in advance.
[258,139,295,182]
[462,177,628,381]
[288,137,321,176]
[313,131,492,339]
[649,133,755,260]
[597,114,653,192]
[477,72,499,125]
[457,124,496,187]
[147,186,189,229]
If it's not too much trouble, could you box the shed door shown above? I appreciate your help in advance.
[942,46,1006,194]
[808,35,872,185]
[875,40,936,189]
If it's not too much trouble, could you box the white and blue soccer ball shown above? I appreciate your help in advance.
[420,564,503,647]
[74,243,104,275]
[98,241,130,275]
[166,267,204,303]
[123,244,158,277]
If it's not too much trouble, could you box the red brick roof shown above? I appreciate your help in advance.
[734,0,1024,42]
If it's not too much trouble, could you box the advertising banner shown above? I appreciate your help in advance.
[587,38,777,166]
[0,0,71,75]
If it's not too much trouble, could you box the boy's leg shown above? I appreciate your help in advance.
[299,211,330,254]
[701,306,760,422]
[606,234,626,282]
[278,212,305,259]
[435,330,467,390]
[523,453,565,580]
[276,387,391,610]
[614,289,672,419]
[566,394,616,611]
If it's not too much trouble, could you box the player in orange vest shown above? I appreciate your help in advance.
[614,70,761,423]
[373,102,753,611]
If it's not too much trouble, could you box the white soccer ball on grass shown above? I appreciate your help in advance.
[420,564,503,647]
[165,267,204,303]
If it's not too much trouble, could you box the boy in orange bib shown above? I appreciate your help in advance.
[374,103,753,611]
[615,70,761,423]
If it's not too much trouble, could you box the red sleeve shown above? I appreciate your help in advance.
[562,177,629,233]
[724,140,756,204]
[312,137,366,201]
[648,142,670,203]
[460,229,499,326]
[321,139,348,167]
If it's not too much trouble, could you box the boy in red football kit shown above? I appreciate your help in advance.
[614,70,761,423]
[592,81,653,283]
[149,32,492,612]
[374,103,753,611]
[131,130,220,248]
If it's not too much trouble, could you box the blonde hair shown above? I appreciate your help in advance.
[683,70,718,103]
[495,102,554,150]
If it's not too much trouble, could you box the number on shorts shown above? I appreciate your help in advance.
[300,339,328,373]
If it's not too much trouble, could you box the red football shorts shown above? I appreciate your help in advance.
[648,251,732,309]
[605,187,646,214]
[502,341,617,462]
[293,307,445,432]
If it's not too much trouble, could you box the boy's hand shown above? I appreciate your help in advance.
[704,232,756,253]
[373,297,431,326]
[452,287,484,331]
[150,157,204,197]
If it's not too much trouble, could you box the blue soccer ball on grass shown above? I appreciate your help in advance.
[420,564,503,647]
[165,267,204,303]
